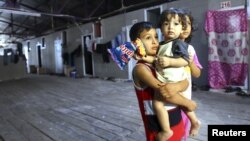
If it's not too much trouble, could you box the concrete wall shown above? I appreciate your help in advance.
[16,0,247,86]
[0,56,27,81]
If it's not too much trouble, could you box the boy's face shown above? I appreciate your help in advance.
[139,28,159,56]
[179,15,192,40]
[161,14,183,41]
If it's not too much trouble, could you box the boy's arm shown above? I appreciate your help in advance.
[134,64,188,96]
[133,54,156,64]
[134,65,196,111]
[141,55,155,64]
[159,79,189,98]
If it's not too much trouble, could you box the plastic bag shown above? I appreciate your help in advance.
[107,42,136,70]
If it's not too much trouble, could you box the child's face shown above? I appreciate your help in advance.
[161,14,183,41]
[179,15,192,40]
[139,28,159,56]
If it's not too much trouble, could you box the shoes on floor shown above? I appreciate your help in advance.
[236,90,250,97]
[224,86,241,93]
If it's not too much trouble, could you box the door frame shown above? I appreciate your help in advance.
[81,34,94,76]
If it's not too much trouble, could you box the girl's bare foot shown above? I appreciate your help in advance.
[156,130,173,141]
[190,120,201,137]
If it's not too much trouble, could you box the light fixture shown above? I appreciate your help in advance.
[0,8,41,17]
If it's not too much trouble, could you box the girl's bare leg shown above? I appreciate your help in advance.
[185,111,201,136]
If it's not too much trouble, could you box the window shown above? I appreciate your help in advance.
[145,6,163,41]
[145,6,162,27]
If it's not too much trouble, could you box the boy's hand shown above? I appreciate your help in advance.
[157,56,170,68]
[133,54,143,60]
[158,83,176,98]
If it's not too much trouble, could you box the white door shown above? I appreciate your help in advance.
[23,45,29,73]
[54,39,63,74]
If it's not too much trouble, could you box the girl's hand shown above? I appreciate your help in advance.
[157,56,170,68]
[189,52,194,63]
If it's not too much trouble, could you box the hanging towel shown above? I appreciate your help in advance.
[205,9,249,89]
[84,35,93,52]
[111,31,126,48]
[95,42,111,63]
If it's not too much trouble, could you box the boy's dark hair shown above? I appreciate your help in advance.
[158,7,185,28]
[129,21,154,41]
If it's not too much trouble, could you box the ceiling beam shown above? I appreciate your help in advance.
[87,0,105,18]
[0,18,39,32]
[55,0,71,14]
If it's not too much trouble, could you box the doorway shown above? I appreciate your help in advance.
[82,34,94,76]
[37,45,42,68]
[144,6,162,27]
[23,42,29,73]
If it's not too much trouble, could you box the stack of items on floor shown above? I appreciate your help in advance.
[29,65,47,75]
[224,86,250,97]
[225,86,250,97]
[37,67,47,74]
[64,65,77,78]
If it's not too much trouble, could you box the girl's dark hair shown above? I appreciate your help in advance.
[158,7,185,28]
[181,9,196,43]
[129,21,154,41]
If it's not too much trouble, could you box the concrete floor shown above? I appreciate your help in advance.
[0,75,249,141]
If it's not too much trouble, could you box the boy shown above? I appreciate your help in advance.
[139,8,200,141]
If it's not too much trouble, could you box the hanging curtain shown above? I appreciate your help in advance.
[205,9,249,89]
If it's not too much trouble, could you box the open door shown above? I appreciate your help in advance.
[82,34,94,76]
[23,42,29,73]
[37,44,42,68]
